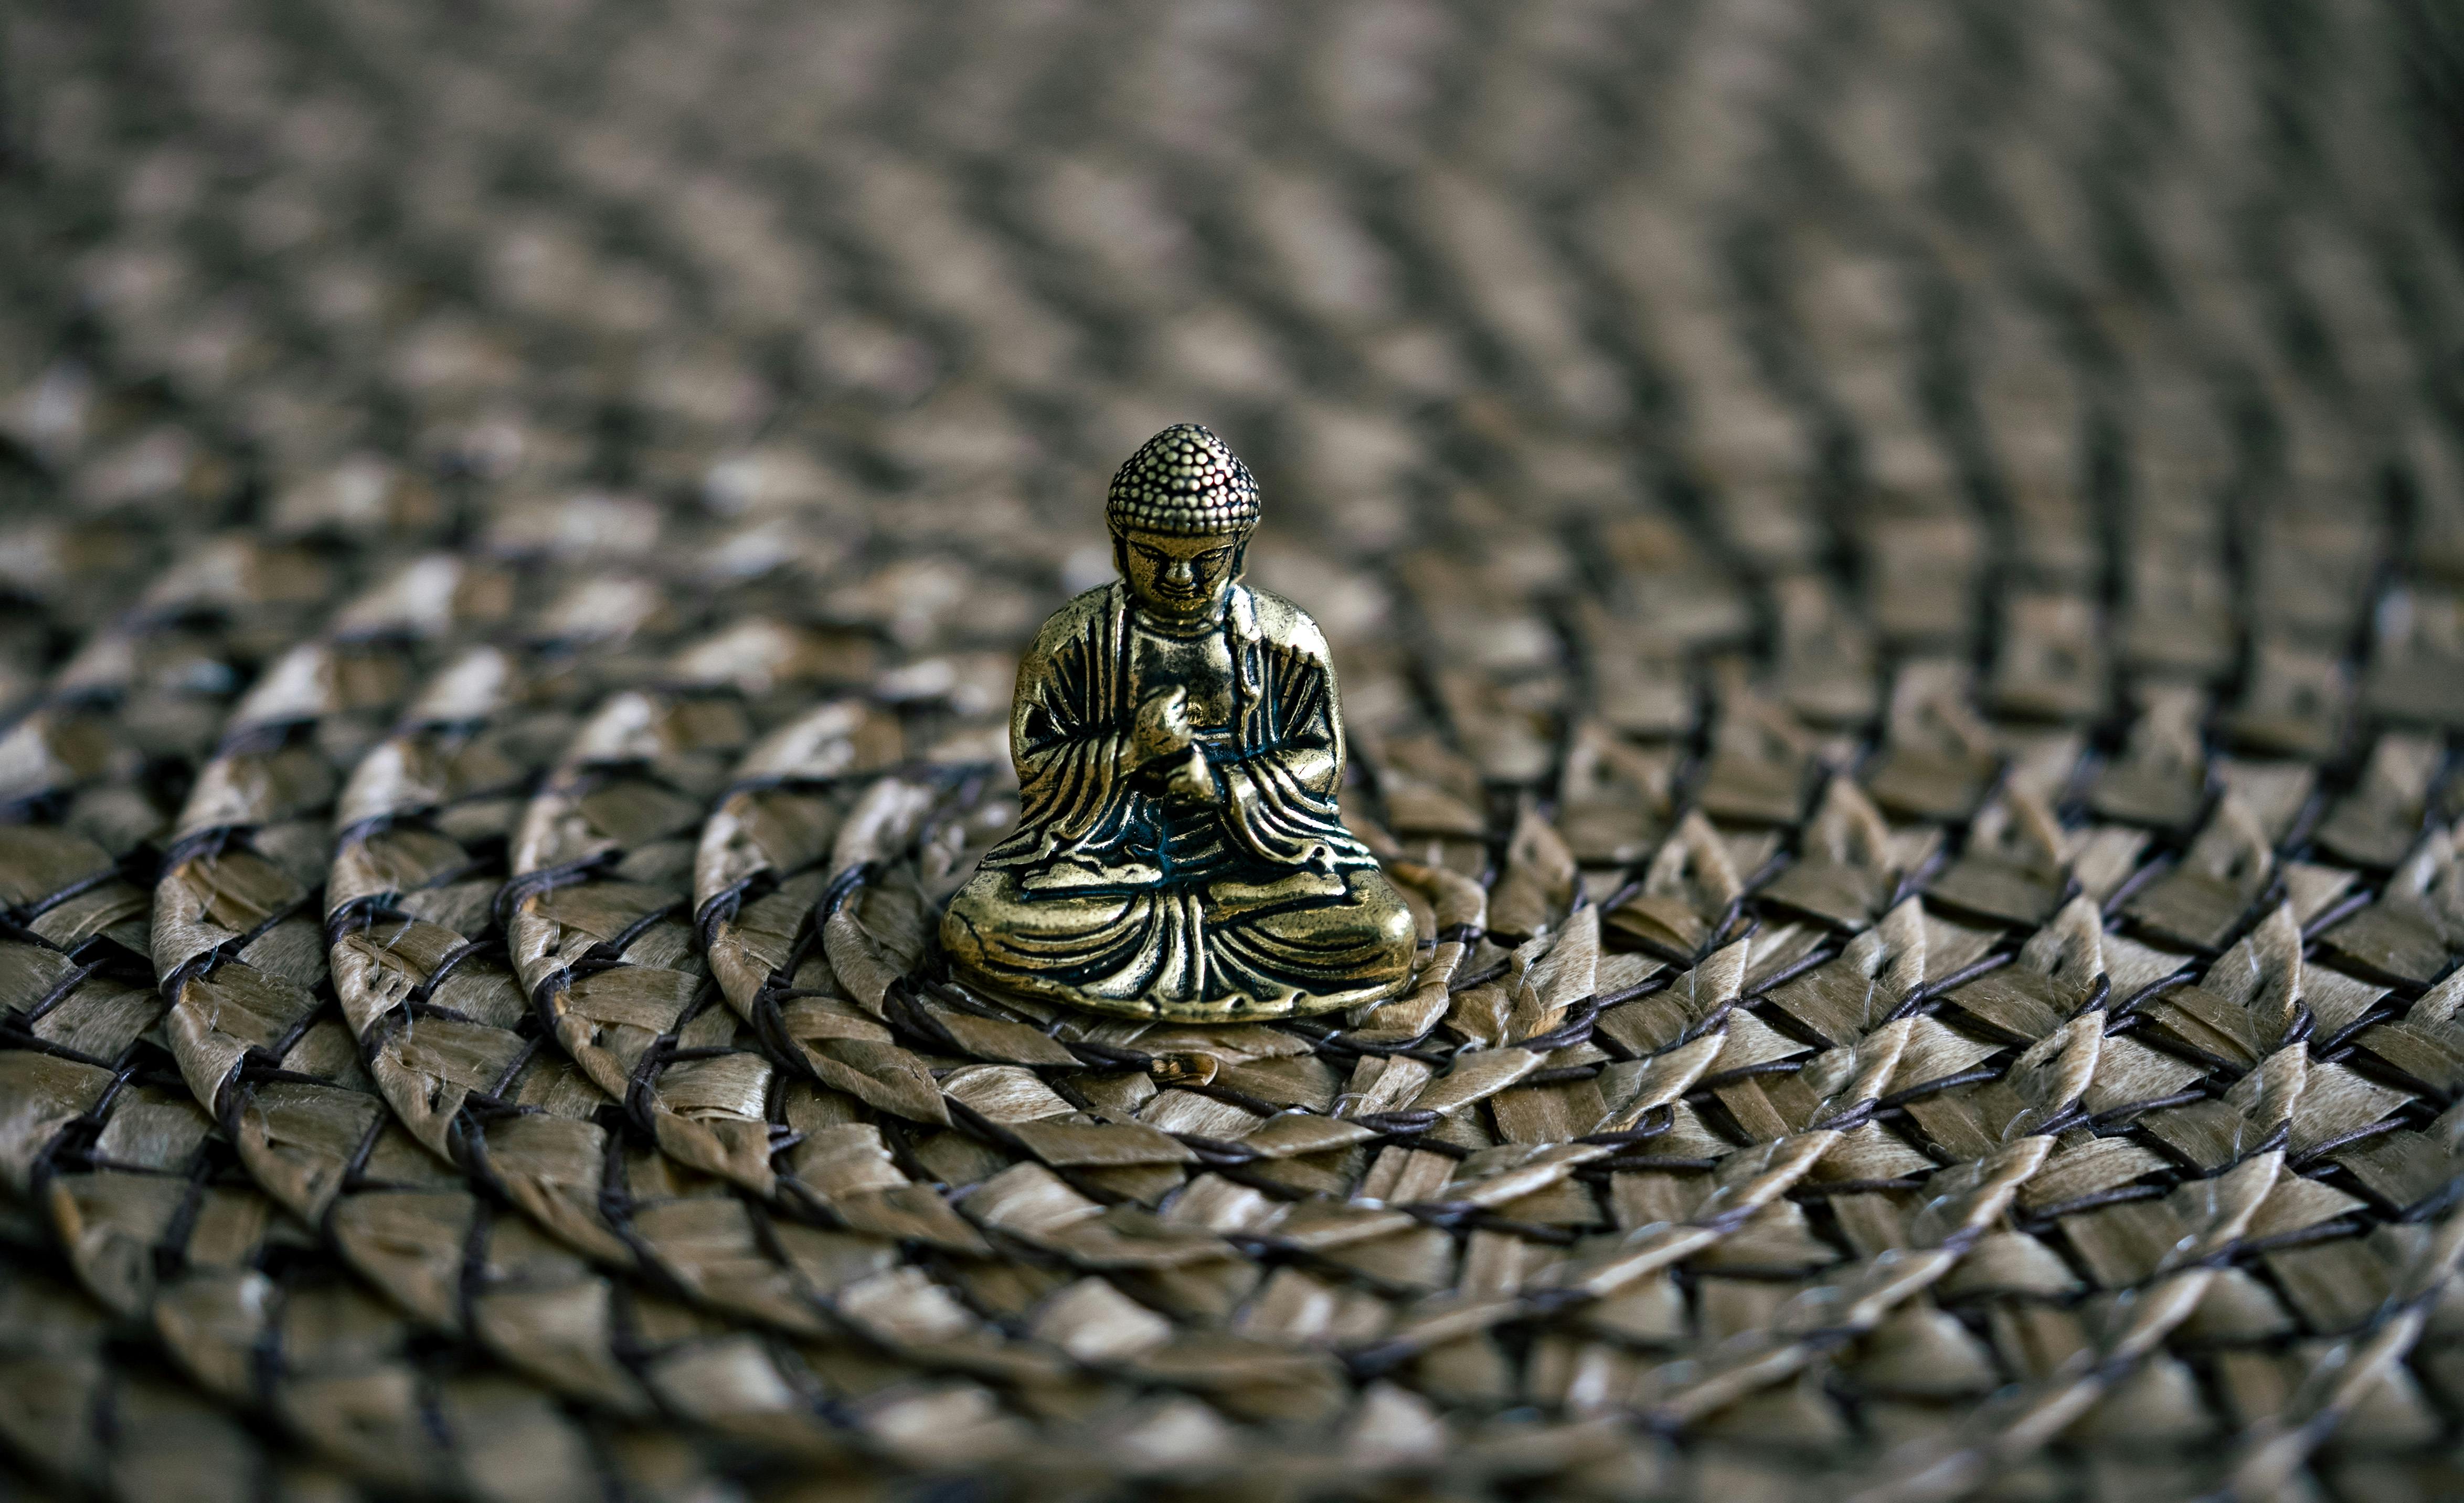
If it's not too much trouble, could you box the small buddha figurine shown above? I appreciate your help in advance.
[940,424,1417,1021]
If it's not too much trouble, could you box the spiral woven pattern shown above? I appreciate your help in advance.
[2,4,2463,1503]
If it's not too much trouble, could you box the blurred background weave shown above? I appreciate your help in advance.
[5,3,2464,1500]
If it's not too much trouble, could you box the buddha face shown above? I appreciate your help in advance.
[1113,527,1246,622]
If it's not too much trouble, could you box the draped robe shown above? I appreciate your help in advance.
[940,581,1415,1019]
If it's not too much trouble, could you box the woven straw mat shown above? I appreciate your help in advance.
[4,3,2464,1501]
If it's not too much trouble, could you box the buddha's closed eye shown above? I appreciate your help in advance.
[1140,547,1230,569]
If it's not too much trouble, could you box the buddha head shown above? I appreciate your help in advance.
[1106,423,1258,624]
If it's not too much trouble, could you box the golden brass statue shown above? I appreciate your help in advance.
[940,424,1417,1020]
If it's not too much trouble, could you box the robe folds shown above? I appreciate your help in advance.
[940,581,1415,1019]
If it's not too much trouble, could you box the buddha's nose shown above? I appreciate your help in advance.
[1165,558,1195,586]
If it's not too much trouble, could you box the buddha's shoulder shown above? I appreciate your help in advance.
[1030,585,1120,647]
[1023,584,1333,660]
[1238,586,1333,662]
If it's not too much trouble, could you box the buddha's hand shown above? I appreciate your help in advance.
[1130,685,1195,768]
[1162,745,1218,804]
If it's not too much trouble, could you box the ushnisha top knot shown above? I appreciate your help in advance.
[1106,422,1262,536]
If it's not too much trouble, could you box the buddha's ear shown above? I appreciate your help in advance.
[1229,534,1251,579]
[1110,531,1131,578]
